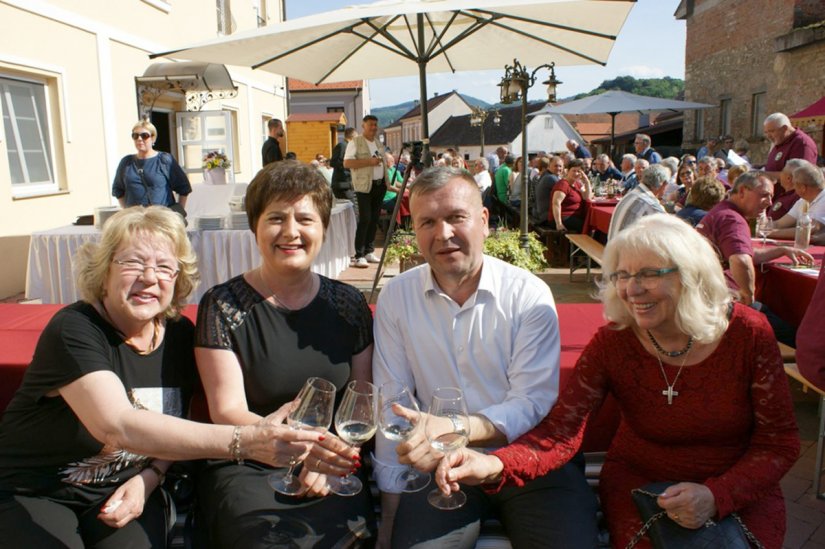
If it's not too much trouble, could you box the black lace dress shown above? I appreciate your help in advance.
[194,274,376,548]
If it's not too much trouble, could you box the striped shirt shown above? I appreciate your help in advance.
[607,184,665,240]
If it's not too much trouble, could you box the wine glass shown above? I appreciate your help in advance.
[425,387,470,510]
[756,212,774,247]
[267,377,336,495]
[327,380,378,497]
[378,381,431,492]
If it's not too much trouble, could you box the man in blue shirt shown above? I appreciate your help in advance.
[634,133,662,164]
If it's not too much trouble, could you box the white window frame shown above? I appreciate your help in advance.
[176,110,236,183]
[0,74,60,198]
[720,98,732,136]
[751,92,766,138]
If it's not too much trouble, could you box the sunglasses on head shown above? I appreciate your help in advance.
[131,132,152,140]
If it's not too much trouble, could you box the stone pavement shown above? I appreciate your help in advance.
[342,250,825,548]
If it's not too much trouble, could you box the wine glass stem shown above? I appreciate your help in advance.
[282,461,297,483]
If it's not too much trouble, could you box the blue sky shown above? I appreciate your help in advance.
[284,0,685,107]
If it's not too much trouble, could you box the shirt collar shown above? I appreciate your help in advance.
[422,255,494,303]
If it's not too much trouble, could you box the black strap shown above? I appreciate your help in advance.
[133,156,153,206]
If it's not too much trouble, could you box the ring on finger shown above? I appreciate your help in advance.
[316,458,322,469]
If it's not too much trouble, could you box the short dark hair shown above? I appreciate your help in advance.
[409,167,479,203]
[503,155,515,166]
[267,118,282,130]
[246,161,332,234]
[344,127,356,139]
[363,115,378,123]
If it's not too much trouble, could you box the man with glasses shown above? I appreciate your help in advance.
[697,171,813,346]
[633,133,662,164]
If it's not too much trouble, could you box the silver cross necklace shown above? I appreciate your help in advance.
[653,347,692,405]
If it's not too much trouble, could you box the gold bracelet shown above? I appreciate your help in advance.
[145,462,166,485]
[229,425,244,464]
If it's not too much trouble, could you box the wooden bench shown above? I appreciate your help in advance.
[565,234,605,282]
[781,342,825,500]
[533,226,569,268]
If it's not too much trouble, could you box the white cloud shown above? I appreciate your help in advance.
[616,65,668,79]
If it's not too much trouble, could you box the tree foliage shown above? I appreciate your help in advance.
[572,76,684,100]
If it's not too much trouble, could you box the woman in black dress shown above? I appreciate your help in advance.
[0,207,317,548]
[195,161,374,548]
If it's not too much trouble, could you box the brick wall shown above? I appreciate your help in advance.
[681,0,824,163]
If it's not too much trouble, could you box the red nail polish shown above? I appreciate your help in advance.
[318,435,325,441]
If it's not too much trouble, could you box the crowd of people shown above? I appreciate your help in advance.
[2,107,823,548]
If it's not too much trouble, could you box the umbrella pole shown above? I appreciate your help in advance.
[416,14,432,168]
[610,112,616,163]
[519,91,529,249]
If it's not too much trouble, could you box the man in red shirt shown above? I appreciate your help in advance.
[762,112,818,180]
[697,171,813,346]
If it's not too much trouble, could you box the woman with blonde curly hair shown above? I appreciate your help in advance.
[0,206,325,548]
[436,214,799,548]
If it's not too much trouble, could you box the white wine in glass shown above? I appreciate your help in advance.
[267,377,336,495]
[426,387,470,510]
[379,381,431,492]
[328,380,378,497]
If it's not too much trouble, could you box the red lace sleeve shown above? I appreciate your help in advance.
[704,312,801,518]
[491,327,612,490]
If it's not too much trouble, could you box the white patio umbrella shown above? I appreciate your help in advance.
[530,90,714,159]
[153,0,635,143]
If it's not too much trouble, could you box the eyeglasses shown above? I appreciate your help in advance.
[113,259,179,281]
[608,267,679,289]
[685,160,696,165]
[131,132,152,141]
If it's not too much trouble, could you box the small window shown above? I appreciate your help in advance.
[544,117,554,129]
[694,110,704,141]
[1,76,57,194]
[327,106,344,113]
[255,0,266,27]
[719,98,731,136]
[751,92,766,137]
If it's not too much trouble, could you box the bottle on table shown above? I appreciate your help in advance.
[794,202,812,250]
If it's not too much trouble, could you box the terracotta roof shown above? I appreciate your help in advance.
[288,79,364,91]
[398,91,466,120]
[430,102,547,147]
[286,112,346,122]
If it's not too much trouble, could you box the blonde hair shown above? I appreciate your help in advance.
[598,214,731,342]
[132,119,158,137]
[74,206,198,318]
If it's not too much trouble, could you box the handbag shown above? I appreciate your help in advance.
[134,156,187,225]
[626,482,763,549]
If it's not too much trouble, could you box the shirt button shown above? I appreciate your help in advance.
[457,346,464,352]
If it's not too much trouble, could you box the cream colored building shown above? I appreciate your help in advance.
[0,0,289,298]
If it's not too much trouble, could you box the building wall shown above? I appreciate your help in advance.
[428,95,472,136]
[511,114,582,157]
[681,0,825,163]
[0,0,288,298]
[289,88,366,131]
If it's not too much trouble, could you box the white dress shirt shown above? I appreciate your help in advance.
[372,255,560,492]
[787,189,825,225]
[474,170,492,192]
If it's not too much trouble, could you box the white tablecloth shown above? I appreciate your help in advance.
[26,202,355,304]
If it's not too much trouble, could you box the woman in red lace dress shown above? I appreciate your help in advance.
[435,214,799,548]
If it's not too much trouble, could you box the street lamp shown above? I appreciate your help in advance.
[469,106,500,157]
[499,59,561,249]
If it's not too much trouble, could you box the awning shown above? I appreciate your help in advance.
[135,62,238,117]
[790,96,825,125]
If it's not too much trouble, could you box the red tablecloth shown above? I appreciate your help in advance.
[756,244,824,327]
[581,199,618,235]
[0,303,619,451]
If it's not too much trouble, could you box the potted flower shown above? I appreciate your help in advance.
[202,151,231,184]
[384,228,548,273]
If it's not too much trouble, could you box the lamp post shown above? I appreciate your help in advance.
[498,59,561,249]
[469,106,501,157]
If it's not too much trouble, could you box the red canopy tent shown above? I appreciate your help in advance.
[790,96,825,157]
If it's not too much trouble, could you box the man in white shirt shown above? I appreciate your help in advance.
[471,157,492,192]
[768,160,825,243]
[344,115,386,268]
[372,167,597,548]
[608,164,668,240]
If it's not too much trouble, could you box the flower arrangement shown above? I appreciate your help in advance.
[384,228,548,272]
[202,151,231,170]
